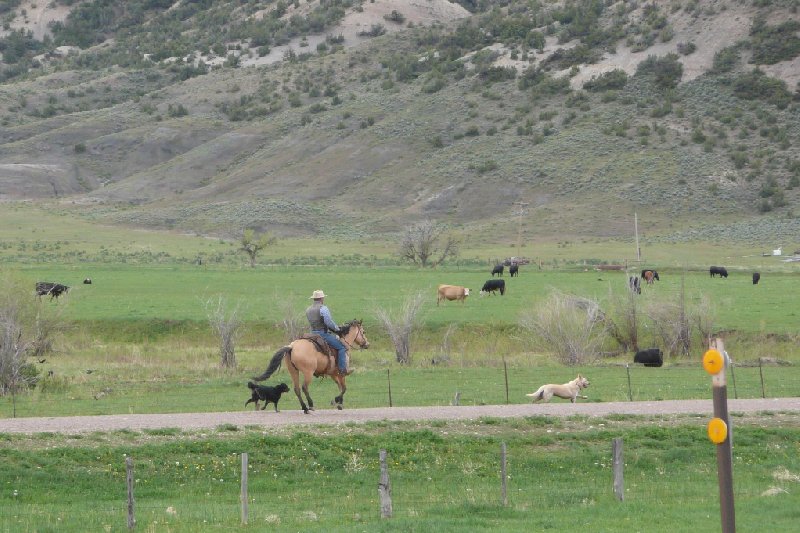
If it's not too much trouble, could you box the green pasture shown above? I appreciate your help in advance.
[1,418,799,532]
[8,264,800,333]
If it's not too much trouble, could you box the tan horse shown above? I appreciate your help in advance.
[252,320,369,413]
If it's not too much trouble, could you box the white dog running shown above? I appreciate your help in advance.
[526,374,590,403]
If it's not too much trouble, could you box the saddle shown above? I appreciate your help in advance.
[299,333,339,374]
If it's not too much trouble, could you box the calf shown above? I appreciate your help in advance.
[480,279,505,296]
[628,276,641,295]
[634,348,663,367]
[509,263,519,277]
[491,264,504,277]
[752,272,760,285]
[83,278,92,285]
[641,270,659,284]
[437,284,470,305]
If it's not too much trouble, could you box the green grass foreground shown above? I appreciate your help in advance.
[1,417,799,532]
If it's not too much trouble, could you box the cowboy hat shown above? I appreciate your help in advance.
[310,289,326,299]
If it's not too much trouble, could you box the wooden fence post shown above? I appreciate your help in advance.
[126,456,135,530]
[626,364,632,401]
[612,438,624,501]
[705,339,736,533]
[387,369,393,407]
[758,358,766,398]
[503,358,509,404]
[241,452,248,525]
[379,449,393,519]
[500,442,508,507]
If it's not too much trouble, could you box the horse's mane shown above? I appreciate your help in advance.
[338,319,359,336]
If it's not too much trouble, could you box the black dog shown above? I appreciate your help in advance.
[245,381,290,412]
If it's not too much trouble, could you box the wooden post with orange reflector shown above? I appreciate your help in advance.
[703,338,735,533]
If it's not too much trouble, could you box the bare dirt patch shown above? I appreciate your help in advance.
[1,398,799,437]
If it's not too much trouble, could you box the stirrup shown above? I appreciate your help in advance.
[340,368,354,376]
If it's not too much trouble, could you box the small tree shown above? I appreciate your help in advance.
[398,220,459,268]
[519,291,606,365]
[239,228,276,267]
[603,279,641,353]
[205,296,244,369]
[376,291,426,364]
[0,275,63,415]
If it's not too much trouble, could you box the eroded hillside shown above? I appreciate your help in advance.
[1,0,799,243]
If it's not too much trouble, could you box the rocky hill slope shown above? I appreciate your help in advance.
[1,0,799,243]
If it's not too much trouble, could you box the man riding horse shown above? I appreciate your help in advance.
[306,289,352,375]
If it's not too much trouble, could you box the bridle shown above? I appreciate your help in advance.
[341,321,369,350]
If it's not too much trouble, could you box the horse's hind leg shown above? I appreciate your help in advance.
[301,369,315,411]
[292,382,309,414]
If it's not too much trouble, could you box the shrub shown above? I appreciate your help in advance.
[519,291,606,366]
[711,46,740,73]
[583,69,628,92]
[750,18,800,65]
[677,42,696,55]
[383,10,405,24]
[635,53,683,89]
[732,69,792,109]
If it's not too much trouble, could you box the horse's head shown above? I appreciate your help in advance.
[351,318,369,349]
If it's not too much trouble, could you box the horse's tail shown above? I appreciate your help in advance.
[253,346,291,381]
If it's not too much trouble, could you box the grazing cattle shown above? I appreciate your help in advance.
[35,282,69,300]
[83,278,92,285]
[634,348,663,367]
[509,263,519,277]
[437,284,470,306]
[710,266,728,278]
[480,279,506,296]
[628,276,641,295]
[642,270,659,285]
[491,264,504,277]
[753,272,761,285]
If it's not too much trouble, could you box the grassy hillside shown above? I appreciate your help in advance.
[1,0,799,243]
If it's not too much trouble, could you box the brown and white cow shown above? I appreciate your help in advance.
[437,284,470,306]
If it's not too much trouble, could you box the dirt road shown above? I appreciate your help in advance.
[2,398,799,434]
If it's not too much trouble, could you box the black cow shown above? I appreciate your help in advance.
[710,266,728,278]
[753,272,761,285]
[35,282,69,300]
[83,278,92,285]
[634,348,663,367]
[491,264,504,277]
[509,263,519,277]
[628,276,641,295]
[480,279,506,296]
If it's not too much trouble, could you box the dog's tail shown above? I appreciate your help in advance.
[526,387,545,401]
[252,346,291,381]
